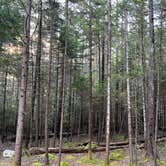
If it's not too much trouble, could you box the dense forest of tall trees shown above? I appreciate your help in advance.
[0,0,166,166]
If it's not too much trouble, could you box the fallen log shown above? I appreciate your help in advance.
[99,136,166,147]
[29,137,166,155]
[29,145,128,155]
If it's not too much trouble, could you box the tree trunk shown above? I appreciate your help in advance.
[53,46,59,147]
[44,15,53,165]
[88,0,93,160]
[146,0,155,159]
[35,0,42,147]
[154,6,163,165]
[105,0,112,165]
[58,0,68,165]
[1,69,7,143]
[14,0,31,165]
[124,6,134,164]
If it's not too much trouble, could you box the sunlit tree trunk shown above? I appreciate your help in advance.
[105,0,112,165]
[14,0,31,165]
[124,6,134,164]
[154,4,163,165]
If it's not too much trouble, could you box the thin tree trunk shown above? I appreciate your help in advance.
[35,0,42,147]
[58,0,68,165]
[53,46,59,147]
[1,69,7,143]
[98,33,105,145]
[147,0,155,159]
[154,6,163,165]
[105,0,112,165]
[88,0,93,160]
[44,16,53,166]
[124,6,134,164]
[14,0,31,165]
[140,2,147,148]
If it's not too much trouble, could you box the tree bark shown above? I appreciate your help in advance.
[88,0,93,160]
[14,0,32,165]
[105,0,112,165]
[124,6,134,164]
[58,0,68,165]
[146,0,155,159]
[1,69,7,143]
[35,0,42,147]
[44,14,53,165]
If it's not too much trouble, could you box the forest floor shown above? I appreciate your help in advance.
[0,141,166,166]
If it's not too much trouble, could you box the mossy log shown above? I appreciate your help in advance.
[29,137,166,155]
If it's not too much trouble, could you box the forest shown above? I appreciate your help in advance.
[0,0,166,165]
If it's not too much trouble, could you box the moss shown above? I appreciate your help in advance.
[77,156,103,165]
[158,160,166,166]
[31,162,43,166]
[48,153,57,160]
[113,134,125,141]
[60,161,69,166]
[64,142,75,148]
[109,161,119,166]
[40,153,57,160]
[140,156,150,164]
[64,154,76,160]
[110,149,124,161]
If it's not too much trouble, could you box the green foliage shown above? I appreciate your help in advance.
[158,160,166,166]
[41,153,57,160]
[0,0,23,43]
[110,150,124,161]
[109,162,118,166]
[112,134,125,141]
[60,161,69,166]
[48,153,57,160]
[31,162,43,166]
[64,154,76,160]
[77,156,103,165]
[64,142,75,148]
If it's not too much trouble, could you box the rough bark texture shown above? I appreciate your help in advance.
[88,0,93,160]
[58,0,68,165]
[14,0,31,165]
[35,0,42,147]
[1,69,7,143]
[147,0,155,158]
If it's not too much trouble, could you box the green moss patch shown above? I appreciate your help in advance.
[158,160,166,166]
[110,149,124,161]
[60,161,69,166]
[31,162,43,166]
[40,153,57,160]
[64,154,76,160]
[77,156,103,166]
